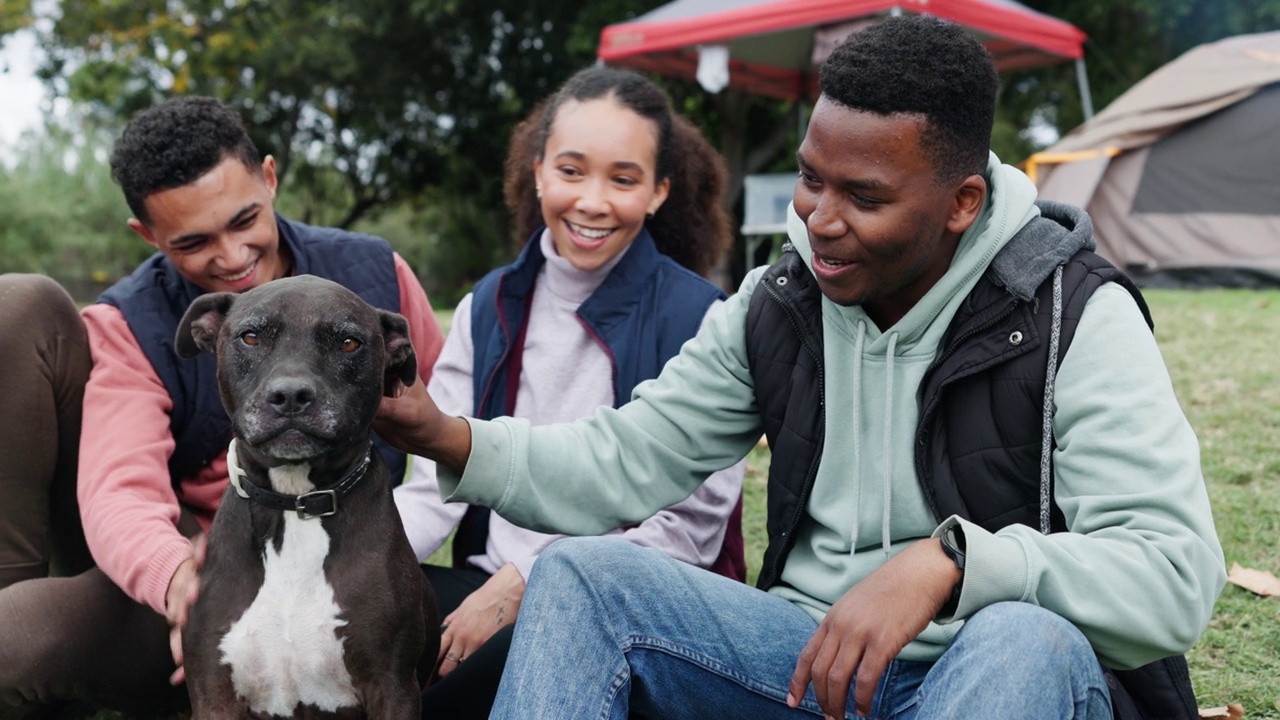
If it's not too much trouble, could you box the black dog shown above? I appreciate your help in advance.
[175,275,438,718]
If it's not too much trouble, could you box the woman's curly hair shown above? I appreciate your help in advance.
[503,67,731,278]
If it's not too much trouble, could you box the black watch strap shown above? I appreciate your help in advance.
[938,525,966,616]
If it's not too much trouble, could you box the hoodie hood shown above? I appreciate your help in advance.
[990,200,1097,300]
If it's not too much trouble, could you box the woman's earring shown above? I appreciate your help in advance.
[535,186,542,200]
[645,211,655,220]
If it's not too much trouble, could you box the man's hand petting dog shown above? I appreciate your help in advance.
[786,538,960,719]
[165,533,208,686]
[437,563,525,677]
[374,371,473,473]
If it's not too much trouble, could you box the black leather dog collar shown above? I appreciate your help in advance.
[227,440,371,519]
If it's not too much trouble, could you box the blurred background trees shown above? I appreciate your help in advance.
[1,0,1277,305]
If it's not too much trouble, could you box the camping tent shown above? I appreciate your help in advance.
[1029,31,1280,287]
[598,0,1090,106]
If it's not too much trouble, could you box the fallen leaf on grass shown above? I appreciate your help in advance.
[1227,562,1280,597]
[1198,703,1244,719]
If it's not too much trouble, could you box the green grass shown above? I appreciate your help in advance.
[1150,290,1280,717]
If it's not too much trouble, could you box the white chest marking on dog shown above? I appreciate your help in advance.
[219,462,359,716]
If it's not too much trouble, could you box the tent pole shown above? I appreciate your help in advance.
[1075,57,1095,120]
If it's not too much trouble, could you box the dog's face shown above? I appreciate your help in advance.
[175,275,416,464]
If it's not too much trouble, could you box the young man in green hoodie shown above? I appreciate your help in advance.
[377,14,1225,720]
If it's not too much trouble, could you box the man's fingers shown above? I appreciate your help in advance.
[173,590,190,626]
[168,625,186,686]
[812,635,852,718]
[192,533,209,566]
[787,627,825,707]
[169,626,183,665]
[852,651,891,718]
[171,579,197,627]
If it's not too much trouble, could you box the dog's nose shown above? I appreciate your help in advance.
[266,377,316,415]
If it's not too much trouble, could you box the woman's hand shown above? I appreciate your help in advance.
[437,563,526,677]
[374,376,473,472]
[165,532,208,686]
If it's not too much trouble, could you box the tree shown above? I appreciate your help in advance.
[20,0,1280,296]
[995,0,1280,159]
[37,0,662,231]
[27,0,673,296]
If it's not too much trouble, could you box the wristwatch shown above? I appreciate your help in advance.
[938,524,966,616]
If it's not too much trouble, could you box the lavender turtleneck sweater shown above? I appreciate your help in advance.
[394,230,745,580]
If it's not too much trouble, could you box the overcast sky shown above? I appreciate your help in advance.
[0,29,49,154]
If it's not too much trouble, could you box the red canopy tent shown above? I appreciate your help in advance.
[599,0,1091,110]
[598,0,1093,278]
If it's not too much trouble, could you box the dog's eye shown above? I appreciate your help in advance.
[240,331,260,347]
[340,338,361,353]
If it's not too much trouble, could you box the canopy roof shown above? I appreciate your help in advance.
[599,0,1087,100]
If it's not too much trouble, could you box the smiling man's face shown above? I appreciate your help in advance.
[129,155,291,294]
[792,96,984,329]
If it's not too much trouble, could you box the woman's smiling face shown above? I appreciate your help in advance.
[534,96,670,273]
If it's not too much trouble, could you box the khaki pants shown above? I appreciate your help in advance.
[0,274,189,716]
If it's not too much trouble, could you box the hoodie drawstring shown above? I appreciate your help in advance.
[1038,266,1064,535]
[882,332,898,557]
[848,321,865,555]
[846,323,900,558]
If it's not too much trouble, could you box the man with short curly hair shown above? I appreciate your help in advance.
[377,14,1226,720]
[0,96,445,716]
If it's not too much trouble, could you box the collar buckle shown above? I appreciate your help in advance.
[296,489,338,519]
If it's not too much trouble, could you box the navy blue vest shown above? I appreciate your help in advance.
[470,228,724,419]
[456,228,746,581]
[98,214,408,487]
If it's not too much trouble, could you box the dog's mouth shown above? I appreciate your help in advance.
[240,422,337,462]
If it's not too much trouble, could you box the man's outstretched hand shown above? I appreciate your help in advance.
[786,538,961,718]
[165,532,208,686]
[374,376,473,474]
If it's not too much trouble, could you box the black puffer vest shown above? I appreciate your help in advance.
[745,206,1197,720]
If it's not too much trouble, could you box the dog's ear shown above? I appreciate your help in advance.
[176,292,237,358]
[379,309,418,397]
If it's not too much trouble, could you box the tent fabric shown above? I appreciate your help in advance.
[598,0,1086,100]
[1033,31,1280,286]
[1044,31,1280,155]
[1134,84,1280,216]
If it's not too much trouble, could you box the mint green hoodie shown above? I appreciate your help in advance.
[442,155,1224,668]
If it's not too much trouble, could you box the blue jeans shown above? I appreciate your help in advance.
[491,537,1112,719]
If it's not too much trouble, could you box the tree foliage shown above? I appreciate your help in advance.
[8,0,1280,296]
[37,0,663,231]
[0,127,149,292]
[0,0,30,38]
[995,0,1280,160]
